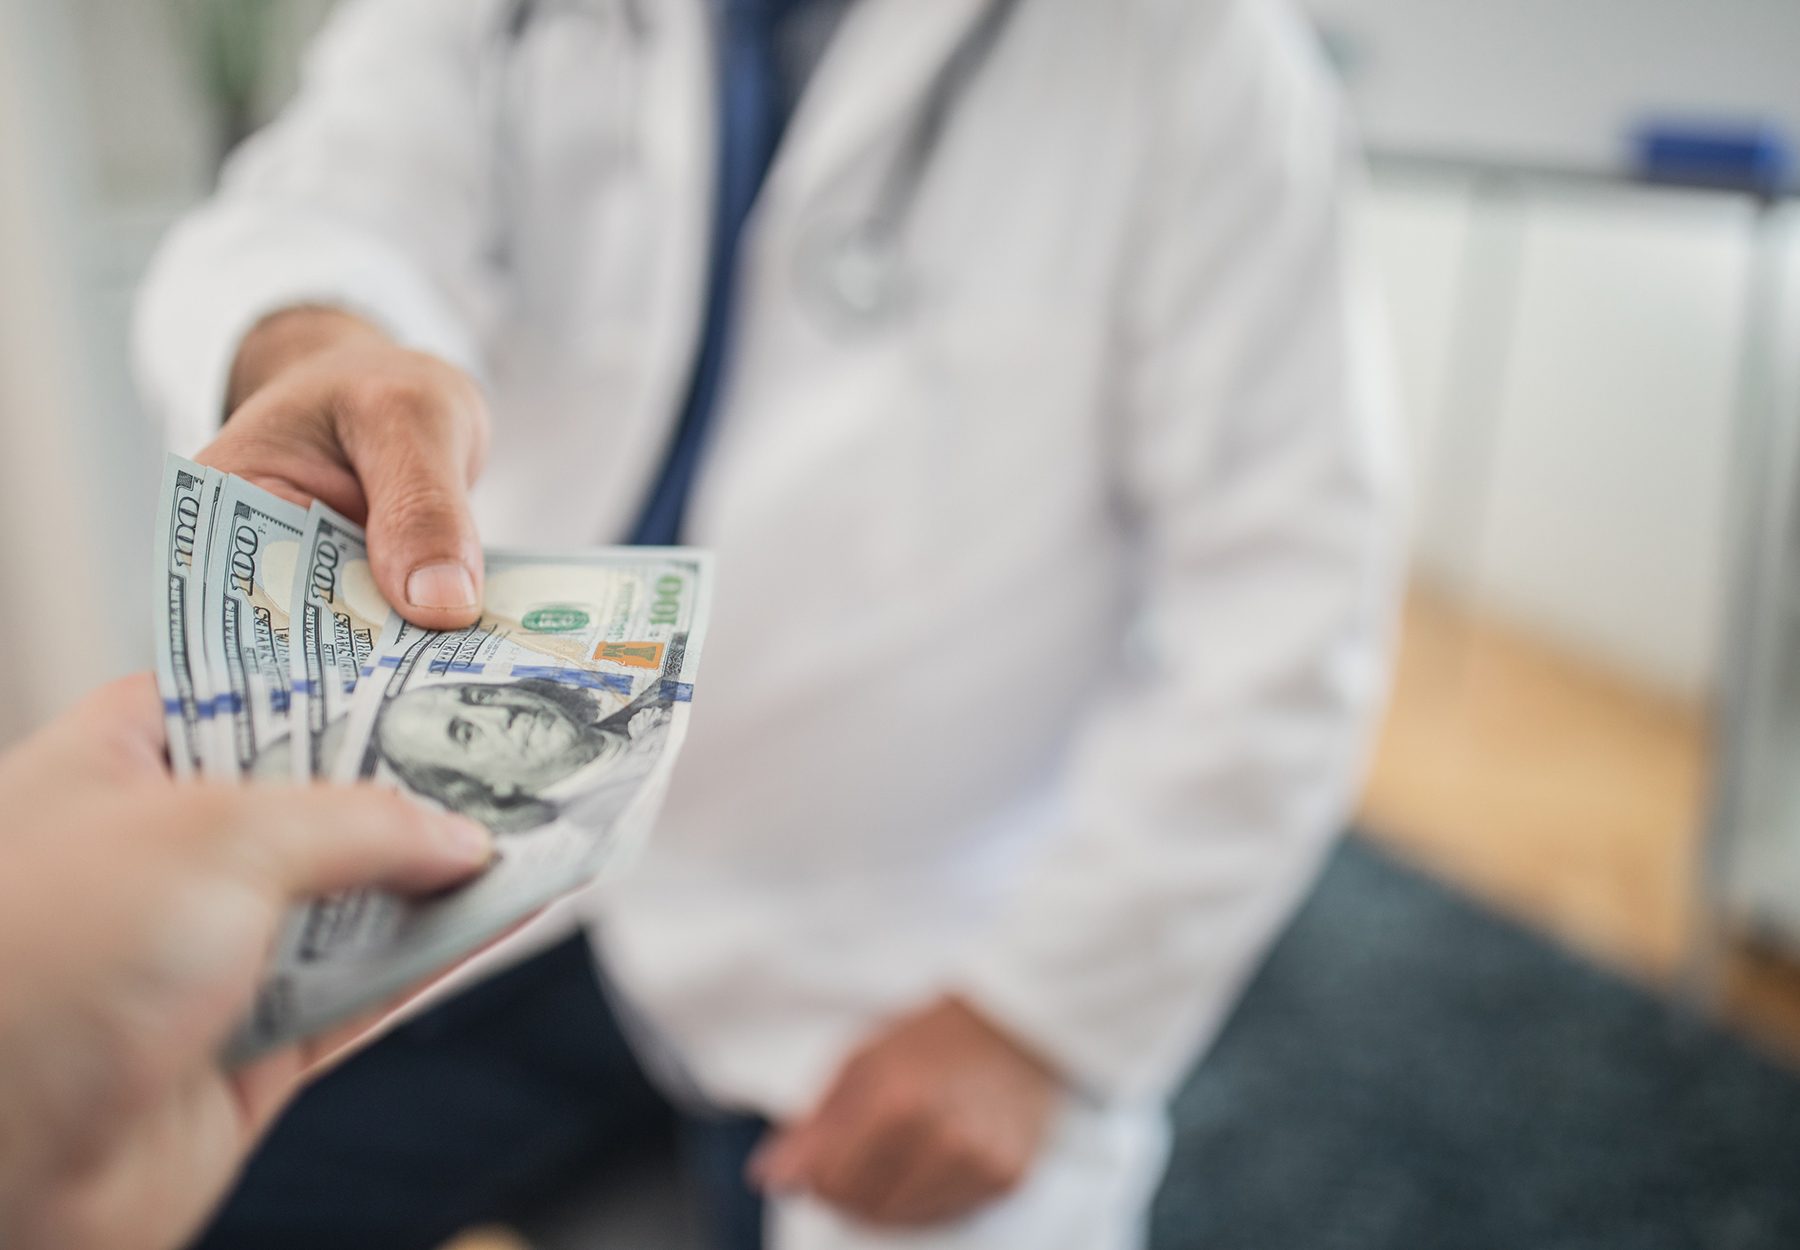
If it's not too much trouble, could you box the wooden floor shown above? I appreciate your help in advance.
[1359,586,1800,1067]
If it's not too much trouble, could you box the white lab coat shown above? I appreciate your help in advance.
[135,0,1404,1244]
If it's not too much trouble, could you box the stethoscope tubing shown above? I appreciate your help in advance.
[488,0,1021,326]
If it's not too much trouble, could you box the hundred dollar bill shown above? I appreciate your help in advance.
[152,456,212,778]
[187,465,231,775]
[226,548,713,1060]
[288,502,389,779]
[199,474,306,781]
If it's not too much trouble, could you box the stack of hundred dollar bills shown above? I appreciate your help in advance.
[152,455,713,1061]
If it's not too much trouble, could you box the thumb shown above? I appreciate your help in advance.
[226,786,495,902]
[338,368,489,630]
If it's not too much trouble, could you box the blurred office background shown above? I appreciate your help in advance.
[7,0,1800,1244]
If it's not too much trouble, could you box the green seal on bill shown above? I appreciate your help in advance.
[522,605,591,633]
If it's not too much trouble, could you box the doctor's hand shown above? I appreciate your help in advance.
[201,305,490,630]
[0,674,495,1250]
[750,996,1060,1228]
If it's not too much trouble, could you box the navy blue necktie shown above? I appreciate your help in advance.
[629,0,797,546]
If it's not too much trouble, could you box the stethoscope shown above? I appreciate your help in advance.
[490,0,1021,331]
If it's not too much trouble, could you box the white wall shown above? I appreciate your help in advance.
[1320,0,1787,699]
[1479,187,1750,697]
[0,0,346,745]
[0,0,114,742]
[1366,169,1763,700]
[1305,0,1800,175]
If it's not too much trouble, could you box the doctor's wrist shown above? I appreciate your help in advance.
[226,305,389,417]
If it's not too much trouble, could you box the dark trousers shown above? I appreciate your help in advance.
[192,935,768,1250]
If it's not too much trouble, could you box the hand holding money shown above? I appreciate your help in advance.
[152,453,712,1059]
[204,306,490,631]
[0,674,493,1250]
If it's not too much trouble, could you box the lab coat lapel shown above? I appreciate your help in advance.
[682,0,1003,593]
[603,0,993,549]
[768,0,995,211]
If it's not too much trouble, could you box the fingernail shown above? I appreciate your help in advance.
[406,562,477,610]
[441,816,494,864]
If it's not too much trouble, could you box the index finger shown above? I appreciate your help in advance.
[215,786,495,900]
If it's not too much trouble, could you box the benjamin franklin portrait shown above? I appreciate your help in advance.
[372,677,672,833]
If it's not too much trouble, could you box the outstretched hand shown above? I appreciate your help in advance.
[0,675,495,1250]
[198,306,490,631]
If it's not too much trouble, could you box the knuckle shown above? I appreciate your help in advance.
[145,789,289,912]
[341,370,448,430]
[922,1118,1023,1193]
[376,477,470,537]
[225,362,333,427]
[932,1122,973,1160]
[974,1145,1029,1193]
[838,1049,880,1086]
[51,1011,163,1162]
[807,1168,855,1207]
[934,1126,991,1181]
[417,351,486,413]
[874,1083,931,1129]
[182,788,256,846]
[362,788,435,841]
[336,353,486,446]
[219,799,298,878]
[322,785,420,842]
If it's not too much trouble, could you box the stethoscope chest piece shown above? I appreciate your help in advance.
[795,218,912,336]
[787,0,1020,336]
